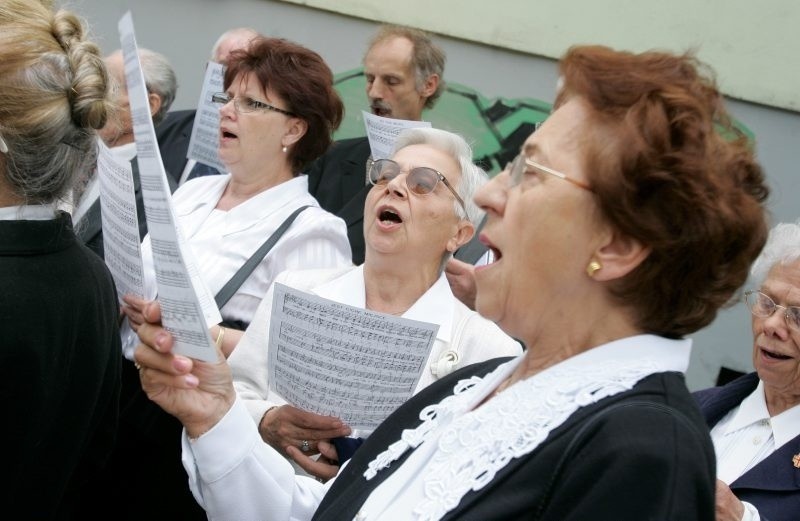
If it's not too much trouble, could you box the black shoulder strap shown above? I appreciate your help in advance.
[214,205,310,310]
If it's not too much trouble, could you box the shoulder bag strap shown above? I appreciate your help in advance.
[214,205,311,310]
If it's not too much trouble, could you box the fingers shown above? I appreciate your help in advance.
[316,440,339,462]
[259,406,351,452]
[137,320,174,354]
[286,445,340,481]
[142,299,163,323]
[444,257,470,275]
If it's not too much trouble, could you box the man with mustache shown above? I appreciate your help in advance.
[306,25,445,265]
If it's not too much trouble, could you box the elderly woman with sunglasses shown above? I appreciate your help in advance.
[134,45,768,520]
[695,221,800,521]
[217,127,519,477]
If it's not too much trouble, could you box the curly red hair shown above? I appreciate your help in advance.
[556,45,769,337]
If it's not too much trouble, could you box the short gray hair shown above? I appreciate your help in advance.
[392,127,487,228]
[750,221,800,285]
[210,27,259,64]
[139,49,177,125]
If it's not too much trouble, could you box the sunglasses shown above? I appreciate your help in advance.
[367,158,466,212]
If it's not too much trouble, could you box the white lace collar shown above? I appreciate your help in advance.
[358,334,691,521]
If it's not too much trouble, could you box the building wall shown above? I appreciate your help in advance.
[61,0,800,389]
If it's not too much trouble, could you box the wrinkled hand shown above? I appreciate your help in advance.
[715,480,745,521]
[134,300,235,438]
[259,405,350,457]
[287,440,340,482]
[445,258,477,310]
[122,294,150,332]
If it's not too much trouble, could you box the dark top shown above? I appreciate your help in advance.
[0,211,121,519]
[306,136,371,265]
[695,372,800,521]
[315,357,716,521]
[154,109,196,186]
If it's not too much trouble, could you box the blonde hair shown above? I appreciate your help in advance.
[0,0,110,204]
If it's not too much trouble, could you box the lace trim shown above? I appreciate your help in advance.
[363,359,658,521]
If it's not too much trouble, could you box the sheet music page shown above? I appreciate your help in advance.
[362,111,431,160]
[267,283,439,433]
[187,62,226,172]
[96,139,145,302]
[119,11,221,362]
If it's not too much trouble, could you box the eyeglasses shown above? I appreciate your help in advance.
[367,158,467,212]
[210,92,296,117]
[745,290,800,331]
[507,153,592,192]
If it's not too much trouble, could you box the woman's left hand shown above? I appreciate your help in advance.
[135,300,236,439]
[287,440,340,482]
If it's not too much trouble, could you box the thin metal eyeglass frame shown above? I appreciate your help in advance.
[745,290,800,331]
[509,153,593,192]
[368,159,467,212]
[210,92,296,117]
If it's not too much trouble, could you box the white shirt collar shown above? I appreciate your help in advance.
[727,381,800,448]
[313,265,454,343]
[0,204,58,221]
[110,141,137,162]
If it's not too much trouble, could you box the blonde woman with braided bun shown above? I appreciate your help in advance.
[0,1,121,518]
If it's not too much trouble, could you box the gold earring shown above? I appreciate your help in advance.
[586,261,602,277]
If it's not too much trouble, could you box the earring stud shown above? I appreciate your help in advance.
[586,261,602,277]
[282,145,287,153]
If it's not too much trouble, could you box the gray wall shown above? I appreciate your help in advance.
[62,0,800,389]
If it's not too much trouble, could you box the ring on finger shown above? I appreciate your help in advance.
[301,439,310,453]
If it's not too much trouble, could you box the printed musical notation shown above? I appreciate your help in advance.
[362,111,431,161]
[267,284,438,432]
[119,12,221,362]
[97,140,145,302]
[187,62,226,172]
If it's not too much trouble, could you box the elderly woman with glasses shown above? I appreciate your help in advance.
[196,127,518,478]
[110,36,352,521]
[695,221,800,521]
[121,36,351,353]
[133,45,768,520]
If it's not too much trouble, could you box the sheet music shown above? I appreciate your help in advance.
[362,111,431,160]
[96,139,145,302]
[268,283,439,433]
[187,62,226,172]
[119,12,221,362]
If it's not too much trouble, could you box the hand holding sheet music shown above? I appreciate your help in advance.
[268,283,439,433]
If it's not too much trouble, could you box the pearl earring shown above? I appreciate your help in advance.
[282,146,287,153]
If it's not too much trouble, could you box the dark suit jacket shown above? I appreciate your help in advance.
[77,157,172,259]
[694,372,800,521]
[154,109,196,186]
[306,136,371,265]
[315,358,715,521]
[0,212,121,519]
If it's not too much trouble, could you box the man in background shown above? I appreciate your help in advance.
[74,48,177,258]
[306,24,445,265]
